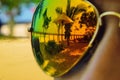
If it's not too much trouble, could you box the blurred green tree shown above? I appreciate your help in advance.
[0,0,40,36]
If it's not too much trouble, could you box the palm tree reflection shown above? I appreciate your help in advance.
[42,9,51,42]
[36,0,97,76]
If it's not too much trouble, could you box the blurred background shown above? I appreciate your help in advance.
[0,0,38,37]
[0,0,53,80]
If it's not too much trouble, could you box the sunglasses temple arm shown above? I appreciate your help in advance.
[99,11,120,27]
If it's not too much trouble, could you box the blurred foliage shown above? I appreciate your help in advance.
[0,0,41,36]
[0,0,40,9]
[1,0,22,9]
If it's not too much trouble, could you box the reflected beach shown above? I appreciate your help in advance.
[31,0,98,77]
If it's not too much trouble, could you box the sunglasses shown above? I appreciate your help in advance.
[28,0,120,77]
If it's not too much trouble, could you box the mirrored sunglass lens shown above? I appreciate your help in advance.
[31,0,98,77]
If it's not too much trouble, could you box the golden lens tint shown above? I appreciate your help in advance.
[31,0,98,77]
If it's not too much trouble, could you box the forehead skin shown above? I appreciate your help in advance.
[89,0,120,13]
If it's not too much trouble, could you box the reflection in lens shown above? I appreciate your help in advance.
[31,0,98,77]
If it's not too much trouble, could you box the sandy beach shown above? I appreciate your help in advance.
[0,38,53,80]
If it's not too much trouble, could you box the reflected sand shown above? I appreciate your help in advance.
[35,36,89,76]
